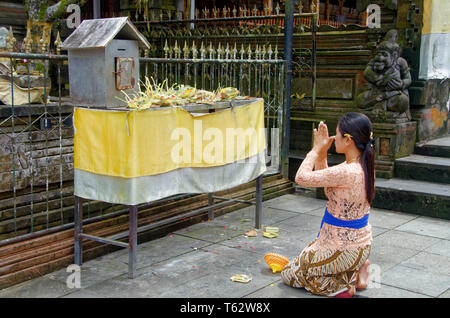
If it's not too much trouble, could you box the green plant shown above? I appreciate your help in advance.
[51,0,87,21]
[25,0,87,22]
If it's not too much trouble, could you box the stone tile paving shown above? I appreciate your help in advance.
[1,193,449,299]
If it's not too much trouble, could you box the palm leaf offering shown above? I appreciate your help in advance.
[264,253,289,274]
[230,274,252,283]
[119,77,249,111]
[262,226,279,238]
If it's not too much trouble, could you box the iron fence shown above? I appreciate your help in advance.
[0,2,323,243]
[140,54,287,172]
[0,51,74,243]
[136,10,317,110]
[0,44,288,243]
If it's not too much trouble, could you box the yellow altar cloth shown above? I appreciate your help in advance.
[73,98,267,205]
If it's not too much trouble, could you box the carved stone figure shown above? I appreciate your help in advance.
[0,27,13,75]
[356,30,412,122]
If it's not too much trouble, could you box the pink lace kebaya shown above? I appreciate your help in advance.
[295,149,373,252]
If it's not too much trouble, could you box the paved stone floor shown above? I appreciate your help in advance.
[1,193,450,298]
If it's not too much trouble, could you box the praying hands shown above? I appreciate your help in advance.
[312,121,335,160]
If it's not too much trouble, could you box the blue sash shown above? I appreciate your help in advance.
[317,207,369,237]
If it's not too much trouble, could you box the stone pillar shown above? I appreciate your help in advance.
[373,121,417,178]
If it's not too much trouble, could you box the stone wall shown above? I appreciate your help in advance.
[0,104,77,240]
[410,79,449,141]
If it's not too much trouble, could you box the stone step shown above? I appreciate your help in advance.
[414,135,450,158]
[394,154,450,184]
[373,177,450,220]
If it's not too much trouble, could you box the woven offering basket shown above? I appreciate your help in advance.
[264,253,290,273]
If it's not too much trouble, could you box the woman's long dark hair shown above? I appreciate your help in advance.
[338,112,376,205]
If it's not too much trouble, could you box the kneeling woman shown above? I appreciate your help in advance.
[281,112,374,297]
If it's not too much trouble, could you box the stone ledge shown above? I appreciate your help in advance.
[373,178,450,220]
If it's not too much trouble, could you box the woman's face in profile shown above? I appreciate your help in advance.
[335,125,345,154]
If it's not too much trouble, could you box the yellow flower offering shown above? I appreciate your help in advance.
[119,77,245,110]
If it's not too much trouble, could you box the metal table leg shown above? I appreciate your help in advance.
[208,193,214,220]
[128,205,138,279]
[74,196,83,265]
[255,175,263,229]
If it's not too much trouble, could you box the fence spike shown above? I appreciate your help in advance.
[231,42,237,60]
[183,40,190,59]
[191,42,198,59]
[275,3,280,15]
[225,43,230,60]
[240,43,245,59]
[268,44,273,60]
[173,40,180,58]
[252,5,258,16]
[232,6,237,17]
[24,27,32,53]
[208,42,215,59]
[247,44,252,59]
[54,31,62,55]
[200,42,206,59]
[6,26,16,52]
[39,27,47,54]
[164,40,169,58]
[217,43,223,59]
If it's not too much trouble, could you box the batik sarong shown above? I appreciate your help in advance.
[281,240,371,296]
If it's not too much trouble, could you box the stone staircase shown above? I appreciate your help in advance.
[290,136,450,220]
[373,135,450,220]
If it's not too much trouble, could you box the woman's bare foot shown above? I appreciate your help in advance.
[349,285,356,297]
[335,286,356,298]
[356,260,370,290]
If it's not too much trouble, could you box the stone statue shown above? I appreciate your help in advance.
[356,30,412,122]
[0,27,47,105]
[0,27,12,75]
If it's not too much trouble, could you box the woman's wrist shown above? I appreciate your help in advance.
[317,151,327,161]
[311,148,326,160]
